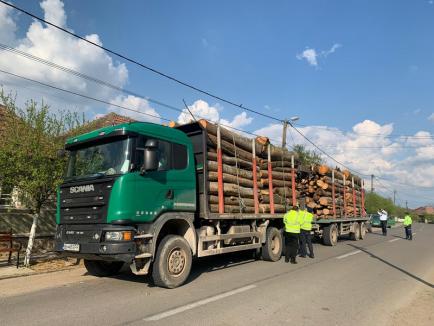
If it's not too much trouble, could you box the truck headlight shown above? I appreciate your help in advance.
[104,231,132,241]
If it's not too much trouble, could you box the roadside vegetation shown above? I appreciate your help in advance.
[0,90,84,266]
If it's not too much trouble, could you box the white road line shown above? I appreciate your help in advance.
[143,284,257,321]
[336,250,361,259]
[388,238,400,243]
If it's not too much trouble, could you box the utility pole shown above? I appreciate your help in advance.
[393,190,396,205]
[370,174,374,193]
[406,200,408,210]
[281,119,289,149]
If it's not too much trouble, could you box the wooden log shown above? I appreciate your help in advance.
[210,204,255,214]
[315,165,330,175]
[261,178,291,188]
[207,151,254,170]
[200,119,266,155]
[319,197,332,206]
[259,169,293,181]
[207,134,256,162]
[259,204,286,213]
[208,172,254,188]
[209,182,255,198]
[208,161,257,180]
[316,179,329,190]
[209,195,255,207]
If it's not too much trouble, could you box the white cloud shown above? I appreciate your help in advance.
[254,120,434,205]
[177,99,253,130]
[296,48,318,67]
[0,0,128,116]
[428,113,434,122]
[108,95,160,123]
[296,43,342,67]
[322,43,342,57]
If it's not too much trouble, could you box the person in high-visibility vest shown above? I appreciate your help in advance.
[299,207,314,258]
[403,213,413,240]
[283,205,302,264]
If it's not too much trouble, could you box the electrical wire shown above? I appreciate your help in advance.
[0,0,282,122]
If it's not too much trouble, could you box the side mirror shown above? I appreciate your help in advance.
[140,139,159,174]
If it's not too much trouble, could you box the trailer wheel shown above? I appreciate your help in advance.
[84,260,124,277]
[350,223,360,241]
[261,227,283,262]
[323,224,338,246]
[359,222,366,240]
[152,235,192,289]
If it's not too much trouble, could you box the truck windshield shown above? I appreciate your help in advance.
[65,137,131,180]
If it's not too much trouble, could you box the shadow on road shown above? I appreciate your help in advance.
[348,244,433,289]
[102,250,257,287]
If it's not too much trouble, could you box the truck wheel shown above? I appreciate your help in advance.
[261,227,283,262]
[350,223,360,241]
[323,224,338,246]
[152,235,192,289]
[359,222,366,240]
[367,223,373,233]
[84,260,124,277]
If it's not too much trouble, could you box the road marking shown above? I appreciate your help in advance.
[336,250,361,259]
[388,238,400,243]
[143,284,257,321]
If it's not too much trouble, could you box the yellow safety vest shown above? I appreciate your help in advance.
[404,215,412,226]
[301,210,313,231]
[283,210,301,234]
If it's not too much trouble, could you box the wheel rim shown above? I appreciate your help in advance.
[271,233,280,255]
[167,247,186,276]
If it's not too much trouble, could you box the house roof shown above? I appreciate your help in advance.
[413,206,434,215]
[65,112,136,137]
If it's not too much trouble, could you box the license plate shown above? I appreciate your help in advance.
[63,243,80,252]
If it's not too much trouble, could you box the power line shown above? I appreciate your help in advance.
[0,0,282,123]
[288,123,371,177]
[294,123,434,139]
[0,44,290,145]
[0,68,288,147]
[0,69,169,122]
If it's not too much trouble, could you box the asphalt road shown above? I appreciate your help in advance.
[1,224,433,326]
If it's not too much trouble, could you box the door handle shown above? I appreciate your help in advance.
[166,189,174,199]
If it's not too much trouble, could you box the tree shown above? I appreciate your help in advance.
[292,144,323,166]
[0,90,83,266]
[365,192,406,217]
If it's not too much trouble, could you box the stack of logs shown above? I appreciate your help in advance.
[199,120,365,218]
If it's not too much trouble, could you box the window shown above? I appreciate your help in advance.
[134,136,188,171]
[172,143,188,170]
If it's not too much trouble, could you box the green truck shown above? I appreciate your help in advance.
[55,121,368,288]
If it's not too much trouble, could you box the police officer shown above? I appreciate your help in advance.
[299,207,314,258]
[403,212,413,240]
[283,204,302,264]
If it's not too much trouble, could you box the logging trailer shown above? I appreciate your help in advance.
[55,121,368,288]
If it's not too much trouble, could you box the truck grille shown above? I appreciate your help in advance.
[59,178,114,224]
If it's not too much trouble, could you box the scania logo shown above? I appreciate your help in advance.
[70,184,95,194]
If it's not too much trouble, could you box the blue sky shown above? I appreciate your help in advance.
[0,0,433,207]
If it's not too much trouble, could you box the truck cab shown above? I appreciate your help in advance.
[55,122,197,287]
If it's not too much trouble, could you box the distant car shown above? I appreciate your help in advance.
[369,214,395,228]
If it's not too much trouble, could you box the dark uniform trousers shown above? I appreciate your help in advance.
[284,232,299,261]
[299,229,313,257]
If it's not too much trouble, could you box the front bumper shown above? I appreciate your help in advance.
[55,224,137,263]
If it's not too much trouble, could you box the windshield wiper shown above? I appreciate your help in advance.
[64,172,106,182]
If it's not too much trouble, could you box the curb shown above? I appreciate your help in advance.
[0,264,83,281]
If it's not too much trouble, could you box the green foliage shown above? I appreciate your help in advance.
[292,144,323,166]
[0,90,84,213]
[365,192,407,217]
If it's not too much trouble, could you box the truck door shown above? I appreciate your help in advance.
[134,137,195,222]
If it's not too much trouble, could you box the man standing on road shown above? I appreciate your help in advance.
[378,209,388,236]
[299,207,314,259]
[283,205,302,264]
[403,212,413,240]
